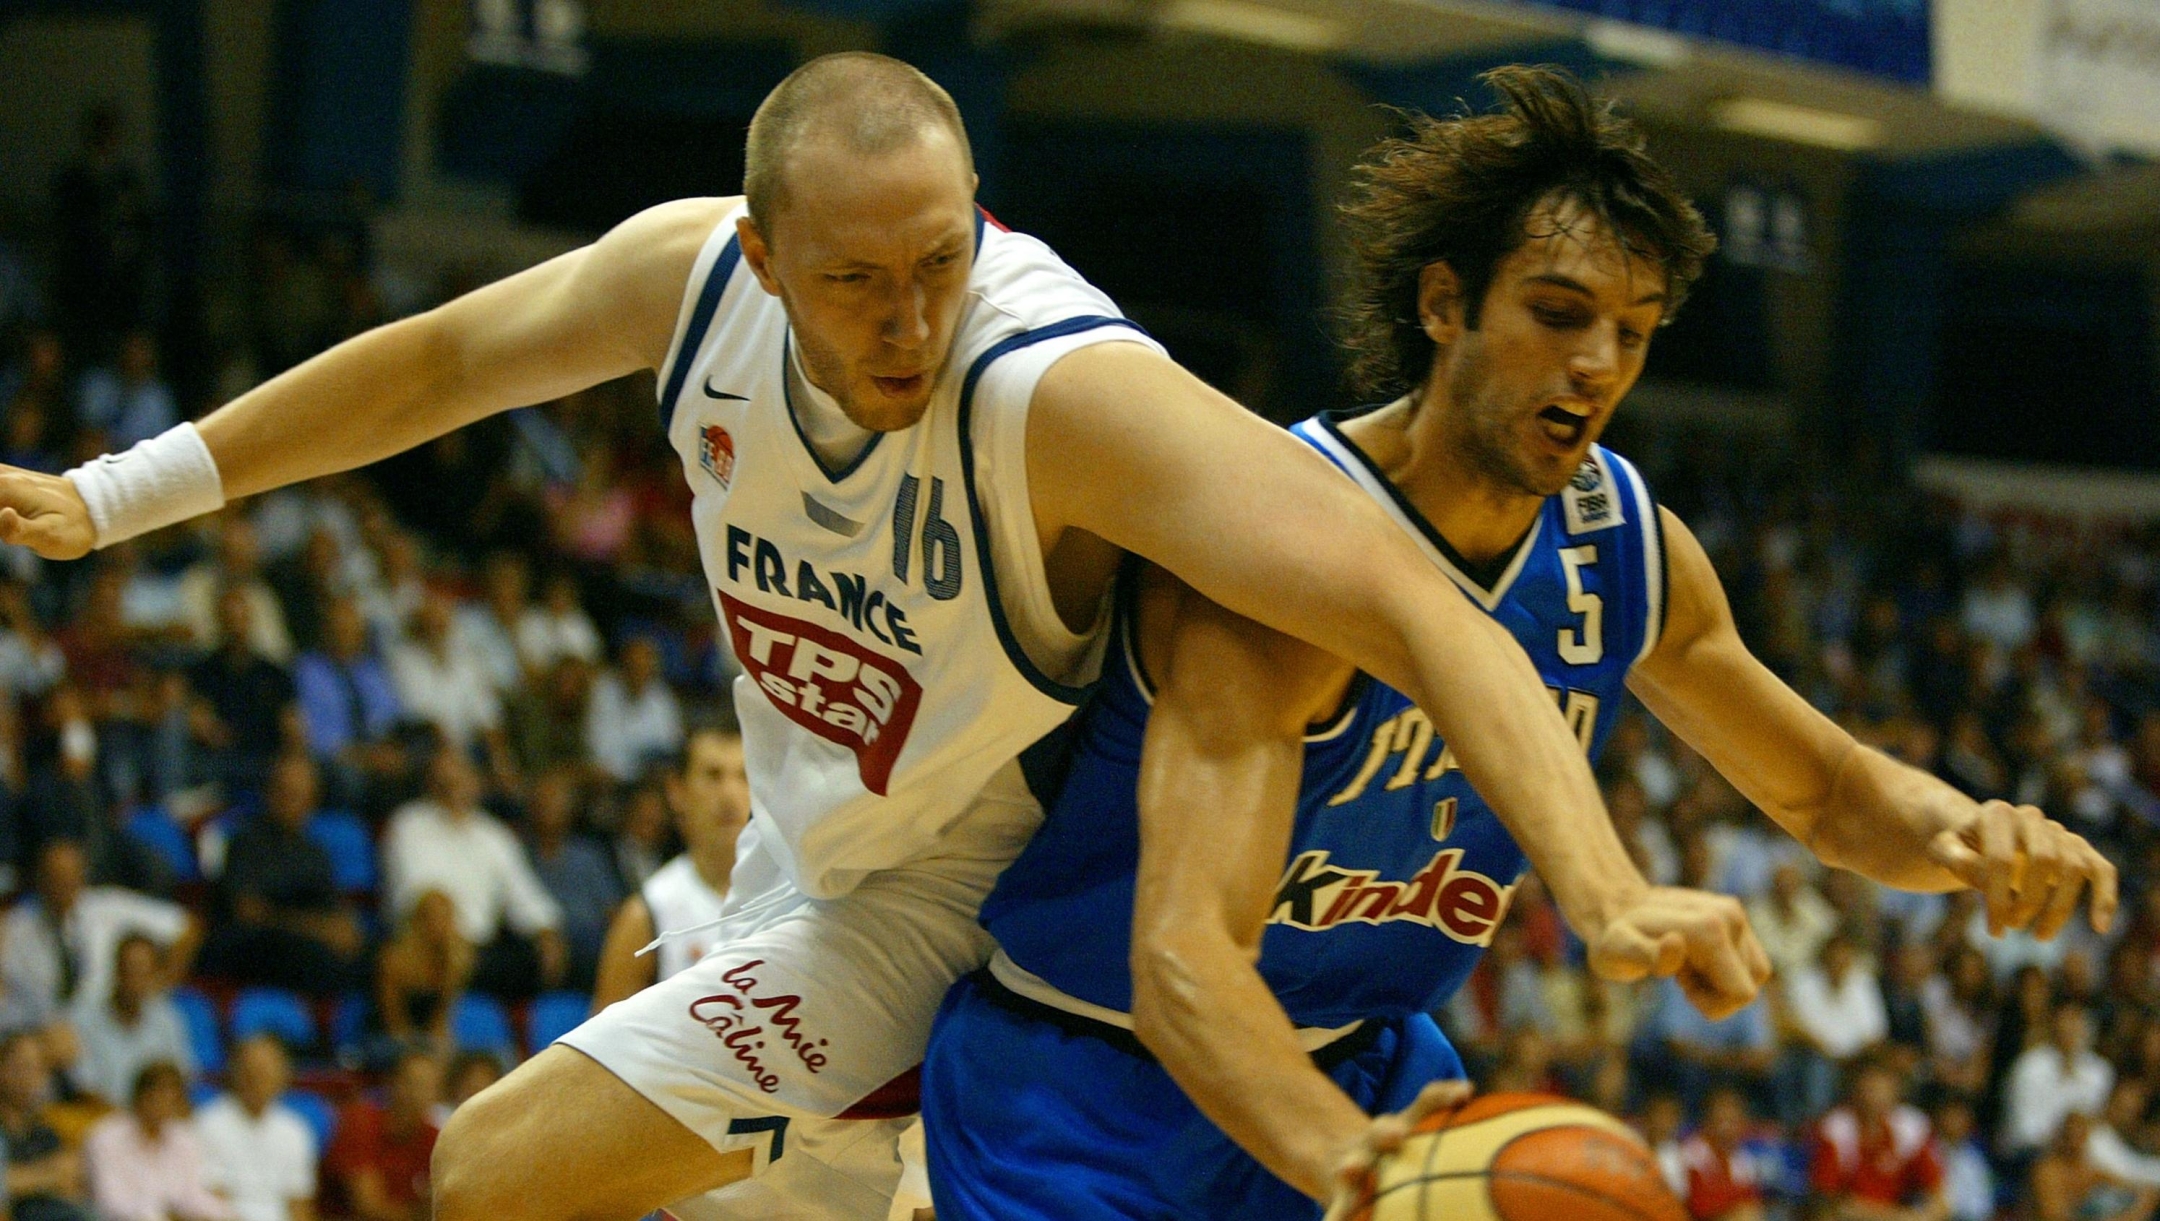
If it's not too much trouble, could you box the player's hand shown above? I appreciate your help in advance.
[1585,886,1771,1020]
[1929,800,2118,940]
[0,466,94,559]
[1321,1078,1474,1221]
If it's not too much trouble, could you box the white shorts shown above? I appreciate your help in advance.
[559,796,1034,1213]
[659,1120,931,1221]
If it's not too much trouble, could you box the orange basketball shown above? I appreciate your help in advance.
[1345,1092,1688,1221]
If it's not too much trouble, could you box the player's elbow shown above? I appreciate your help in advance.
[1129,923,1246,1055]
[1128,937,1198,1057]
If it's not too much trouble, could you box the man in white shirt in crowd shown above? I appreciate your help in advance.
[0,839,198,1033]
[1782,933,1889,1121]
[197,1035,317,1221]
[586,635,683,784]
[382,749,565,997]
[2005,1001,2116,1156]
[516,572,602,675]
[1932,1096,1995,1221]
[69,933,194,1105]
[2086,1081,2160,1188]
[388,593,513,781]
[1747,862,1836,981]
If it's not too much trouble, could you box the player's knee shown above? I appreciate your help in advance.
[433,1082,539,1221]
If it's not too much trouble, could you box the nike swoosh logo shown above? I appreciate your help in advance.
[702,376,749,401]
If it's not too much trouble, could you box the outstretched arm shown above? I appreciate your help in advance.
[1130,561,1776,1203]
[1126,569,1375,1202]
[0,198,727,556]
[1030,343,1766,1001]
[1629,506,2116,938]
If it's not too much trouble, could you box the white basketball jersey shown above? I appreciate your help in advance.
[660,202,1159,899]
[640,854,729,981]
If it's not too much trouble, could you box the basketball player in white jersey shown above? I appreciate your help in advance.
[594,723,750,1010]
[591,724,935,1221]
[0,54,1773,1220]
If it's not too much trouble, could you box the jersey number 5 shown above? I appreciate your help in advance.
[1557,545,1602,666]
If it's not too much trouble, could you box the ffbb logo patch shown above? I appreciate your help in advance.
[701,425,737,489]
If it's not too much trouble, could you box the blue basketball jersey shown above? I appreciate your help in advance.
[980,406,1668,1028]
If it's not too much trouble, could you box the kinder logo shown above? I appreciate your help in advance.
[720,592,922,794]
[701,425,736,489]
[1267,847,1517,944]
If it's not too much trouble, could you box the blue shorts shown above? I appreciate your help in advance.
[922,971,1466,1220]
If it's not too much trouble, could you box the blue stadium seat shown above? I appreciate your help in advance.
[306,809,376,893]
[450,994,516,1057]
[282,1089,337,1152]
[171,986,224,1076]
[188,1080,220,1109]
[124,806,198,883]
[231,987,316,1049]
[527,991,591,1052]
[329,991,369,1057]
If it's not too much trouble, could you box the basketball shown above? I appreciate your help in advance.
[1346,1092,1689,1221]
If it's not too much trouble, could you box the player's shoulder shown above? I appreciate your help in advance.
[586,196,742,284]
[967,218,1124,333]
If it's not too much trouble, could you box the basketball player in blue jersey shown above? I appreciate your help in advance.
[921,66,2118,1221]
[0,55,1779,1221]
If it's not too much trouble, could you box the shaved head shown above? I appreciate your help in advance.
[745,53,974,227]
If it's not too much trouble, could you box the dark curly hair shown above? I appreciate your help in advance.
[1336,65,1716,400]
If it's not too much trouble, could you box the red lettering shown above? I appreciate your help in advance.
[1269,848,1516,944]
[721,594,923,794]
[1437,877,1501,942]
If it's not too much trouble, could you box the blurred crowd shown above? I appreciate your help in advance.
[0,103,2158,1221]
[1447,425,2160,1221]
[0,110,744,1221]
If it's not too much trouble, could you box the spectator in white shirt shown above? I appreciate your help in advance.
[388,595,511,780]
[2088,1081,2160,1189]
[175,515,293,663]
[515,573,602,676]
[74,330,175,452]
[382,750,565,998]
[84,1060,232,1221]
[358,528,424,643]
[1747,862,1836,981]
[2005,1002,2116,1154]
[1779,933,1888,1124]
[1933,1096,1995,1221]
[1920,946,1995,1097]
[452,553,535,695]
[196,1035,317,1221]
[586,636,683,784]
[69,933,194,1105]
[0,840,198,1032]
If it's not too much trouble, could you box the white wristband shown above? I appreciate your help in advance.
[63,422,227,549]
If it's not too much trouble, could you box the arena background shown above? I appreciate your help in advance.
[0,0,2156,1217]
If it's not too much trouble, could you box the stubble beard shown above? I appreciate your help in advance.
[1443,348,1560,500]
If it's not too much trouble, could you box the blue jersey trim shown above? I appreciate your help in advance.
[657,235,743,433]
[1290,418,1355,477]
[778,334,886,483]
[956,315,1148,705]
[1309,408,1538,611]
[1604,450,1665,668]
